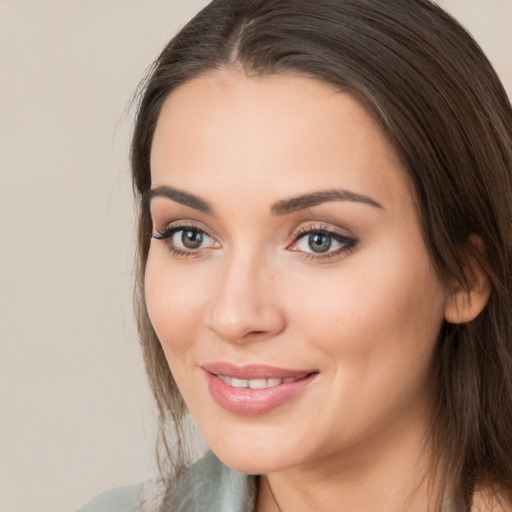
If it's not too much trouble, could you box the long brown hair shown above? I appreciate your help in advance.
[130,1,512,508]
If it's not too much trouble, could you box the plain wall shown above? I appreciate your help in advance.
[0,2,510,511]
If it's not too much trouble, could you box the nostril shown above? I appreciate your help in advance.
[245,330,266,337]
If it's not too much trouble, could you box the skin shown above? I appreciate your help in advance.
[146,70,455,511]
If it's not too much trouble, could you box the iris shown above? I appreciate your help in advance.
[308,233,332,253]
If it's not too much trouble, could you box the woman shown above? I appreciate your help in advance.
[79,0,512,510]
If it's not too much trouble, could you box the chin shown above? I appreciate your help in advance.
[212,448,288,475]
[205,431,298,475]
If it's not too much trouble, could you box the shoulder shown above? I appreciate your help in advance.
[75,484,142,512]
[165,451,257,512]
[74,452,257,512]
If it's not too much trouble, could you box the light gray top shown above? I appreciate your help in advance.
[75,485,140,512]
[75,451,257,512]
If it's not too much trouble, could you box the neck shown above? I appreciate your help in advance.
[255,415,442,512]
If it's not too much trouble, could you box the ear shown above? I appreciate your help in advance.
[444,235,492,324]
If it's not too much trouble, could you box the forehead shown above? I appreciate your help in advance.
[150,70,413,215]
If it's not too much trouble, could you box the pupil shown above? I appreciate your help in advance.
[182,230,203,249]
[308,233,331,253]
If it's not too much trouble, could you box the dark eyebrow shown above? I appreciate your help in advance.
[145,185,382,216]
[145,185,213,214]
[271,189,384,215]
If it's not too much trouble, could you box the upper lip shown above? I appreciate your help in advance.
[202,362,317,380]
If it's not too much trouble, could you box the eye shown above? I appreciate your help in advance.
[153,224,218,256]
[176,228,207,249]
[300,232,334,253]
[289,226,357,259]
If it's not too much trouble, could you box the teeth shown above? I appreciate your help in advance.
[231,378,248,388]
[217,375,303,389]
[248,379,267,389]
[218,375,232,386]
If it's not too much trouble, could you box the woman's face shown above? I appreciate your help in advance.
[146,70,448,475]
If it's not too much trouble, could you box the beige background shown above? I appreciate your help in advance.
[0,2,510,511]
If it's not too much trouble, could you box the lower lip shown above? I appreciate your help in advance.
[205,371,317,416]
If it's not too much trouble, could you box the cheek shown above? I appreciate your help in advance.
[282,251,445,449]
[286,242,445,395]
[144,247,207,361]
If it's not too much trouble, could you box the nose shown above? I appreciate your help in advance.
[206,252,286,344]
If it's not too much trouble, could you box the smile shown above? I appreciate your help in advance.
[203,363,318,415]
[217,375,306,389]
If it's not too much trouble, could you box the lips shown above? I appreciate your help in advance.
[203,362,318,415]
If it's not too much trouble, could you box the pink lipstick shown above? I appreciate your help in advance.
[203,362,318,415]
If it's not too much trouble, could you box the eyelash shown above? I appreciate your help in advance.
[152,222,358,261]
[153,223,214,259]
[288,224,358,261]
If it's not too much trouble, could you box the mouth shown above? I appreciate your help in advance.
[202,362,318,415]
[217,374,307,389]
